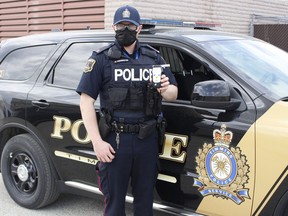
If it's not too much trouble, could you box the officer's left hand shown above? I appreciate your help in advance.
[158,74,170,94]
[157,74,178,101]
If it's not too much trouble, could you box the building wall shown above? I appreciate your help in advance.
[105,0,288,35]
[1,0,288,40]
[0,0,105,40]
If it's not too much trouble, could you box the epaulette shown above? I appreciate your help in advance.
[83,44,114,73]
[140,44,159,59]
[95,43,114,55]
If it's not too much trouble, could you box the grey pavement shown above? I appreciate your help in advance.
[0,174,169,216]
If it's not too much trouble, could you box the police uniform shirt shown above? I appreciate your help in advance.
[76,41,177,110]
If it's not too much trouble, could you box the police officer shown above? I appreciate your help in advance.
[77,5,178,216]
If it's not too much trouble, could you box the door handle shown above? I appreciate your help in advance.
[31,100,50,109]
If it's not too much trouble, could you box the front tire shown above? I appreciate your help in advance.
[1,133,59,209]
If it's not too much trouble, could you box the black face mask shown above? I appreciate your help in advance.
[115,28,137,47]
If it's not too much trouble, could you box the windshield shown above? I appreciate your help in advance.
[197,38,288,100]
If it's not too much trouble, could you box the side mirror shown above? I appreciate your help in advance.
[191,80,241,110]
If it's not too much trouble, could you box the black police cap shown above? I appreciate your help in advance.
[113,5,140,26]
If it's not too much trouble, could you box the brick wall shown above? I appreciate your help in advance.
[105,0,288,35]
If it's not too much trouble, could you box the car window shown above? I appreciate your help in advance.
[0,45,55,80]
[156,45,216,101]
[198,39,288,100]
[50,42,109,89]
[159,47,184,73]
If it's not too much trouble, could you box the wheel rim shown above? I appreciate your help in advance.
[9,152,38,194]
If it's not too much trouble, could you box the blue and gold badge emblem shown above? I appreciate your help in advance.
[194,124,250,204]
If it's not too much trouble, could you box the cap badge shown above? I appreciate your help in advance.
[122,8,130,18]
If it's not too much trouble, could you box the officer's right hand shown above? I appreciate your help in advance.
[93,140,115,163]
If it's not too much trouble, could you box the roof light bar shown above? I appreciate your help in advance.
[140,18,221,28]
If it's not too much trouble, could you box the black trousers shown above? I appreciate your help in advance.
[96,131,159,216]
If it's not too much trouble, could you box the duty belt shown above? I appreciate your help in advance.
[112,122,140,133]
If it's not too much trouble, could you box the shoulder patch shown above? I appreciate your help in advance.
[84,58,96,73]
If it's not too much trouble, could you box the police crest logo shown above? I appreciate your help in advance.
[84,59,96,73]
[122,8,130,18]
[193,124,250,204]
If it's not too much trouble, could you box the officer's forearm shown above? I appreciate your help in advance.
[79,94,103,145]
[161,85,178,101]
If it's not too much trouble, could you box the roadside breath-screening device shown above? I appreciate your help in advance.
[152,64,170,88]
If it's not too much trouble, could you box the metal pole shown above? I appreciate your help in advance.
[249,14,255,37]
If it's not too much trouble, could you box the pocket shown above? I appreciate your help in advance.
[108,87,128,109]
[129,86,144,110]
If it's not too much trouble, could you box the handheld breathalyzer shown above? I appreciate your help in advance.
[152,65,162,88]
[152,64,170,88]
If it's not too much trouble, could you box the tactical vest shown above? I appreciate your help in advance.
[101,44,162,117]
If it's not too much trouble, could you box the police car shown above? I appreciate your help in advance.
[1,22,288,216]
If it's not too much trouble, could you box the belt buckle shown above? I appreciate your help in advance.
[116,122,140,133]
[118,123,125,132]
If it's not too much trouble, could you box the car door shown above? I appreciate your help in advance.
[26,39,111,184]
[144,38,257,216]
